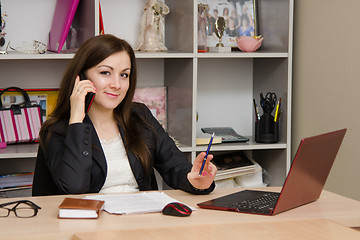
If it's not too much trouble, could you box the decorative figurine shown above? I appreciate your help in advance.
[198,3,209,53]
[0,1,8,54]
[135,0,170,52]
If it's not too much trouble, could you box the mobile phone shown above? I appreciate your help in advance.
[79,72,95,113]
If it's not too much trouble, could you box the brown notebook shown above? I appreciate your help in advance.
[58,197,105,219]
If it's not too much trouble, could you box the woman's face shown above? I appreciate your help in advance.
[86,51,131,112]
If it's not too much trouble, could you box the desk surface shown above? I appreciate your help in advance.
[72,219,360,240]
[2,187,360,240]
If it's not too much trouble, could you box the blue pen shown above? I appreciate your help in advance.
[199,132,215,176]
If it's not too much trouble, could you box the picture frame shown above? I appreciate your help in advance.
[133,87,167,130]
[198,0,258,49]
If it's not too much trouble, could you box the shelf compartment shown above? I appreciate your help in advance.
[196,58,254,139]
[100,0,193,53]
[2,0,94,56]
[0,59,68,89]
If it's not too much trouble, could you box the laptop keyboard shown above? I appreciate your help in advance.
[227,192,280,210]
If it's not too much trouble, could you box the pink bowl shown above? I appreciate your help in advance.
[236,36,263,52]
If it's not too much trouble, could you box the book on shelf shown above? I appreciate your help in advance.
[58,198,105,219]
[212,152,256,181]
[196,132,222,145]
[0,172,33,191]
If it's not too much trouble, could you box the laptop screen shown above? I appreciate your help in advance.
[273,128,347,214]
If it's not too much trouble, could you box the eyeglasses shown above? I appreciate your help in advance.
[0,200,41,218]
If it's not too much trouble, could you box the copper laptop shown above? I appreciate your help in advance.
[197,129,347,215]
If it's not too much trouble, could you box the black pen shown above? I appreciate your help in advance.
[199,132,214,176]
[253,99,260,122]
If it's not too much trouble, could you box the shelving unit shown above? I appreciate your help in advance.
[0,0,293,190]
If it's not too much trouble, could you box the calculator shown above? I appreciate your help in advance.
[201,127,249,143]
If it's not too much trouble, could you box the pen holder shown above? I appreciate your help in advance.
[255,113,279,143]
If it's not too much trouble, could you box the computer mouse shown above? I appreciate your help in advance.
[162,202,192,217]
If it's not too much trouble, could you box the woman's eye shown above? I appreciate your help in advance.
[100,71,110,76]
[120,73,129,78]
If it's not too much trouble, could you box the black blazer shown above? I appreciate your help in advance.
[32,103,214,196]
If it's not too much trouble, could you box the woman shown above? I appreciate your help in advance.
[32,34,216,196]
[239,14,254,37]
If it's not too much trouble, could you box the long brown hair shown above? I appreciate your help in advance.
[40,34,151,173]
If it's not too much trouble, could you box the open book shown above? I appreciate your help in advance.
[85,192,194,215]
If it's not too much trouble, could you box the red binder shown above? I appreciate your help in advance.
[48,0,80,53]
[99,1,105,34]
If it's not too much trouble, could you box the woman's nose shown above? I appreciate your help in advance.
[110,76,121,88]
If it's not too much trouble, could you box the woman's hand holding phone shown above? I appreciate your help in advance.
[69,75,96,125]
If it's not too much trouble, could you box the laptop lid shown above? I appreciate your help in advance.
[272,128,347,214]
[197,129,347,215]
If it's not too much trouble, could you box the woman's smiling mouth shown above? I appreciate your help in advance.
[105,92,119,98]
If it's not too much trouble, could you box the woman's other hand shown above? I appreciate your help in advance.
[187,152,217,190]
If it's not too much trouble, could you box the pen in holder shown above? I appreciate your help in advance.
[254,93,280,143]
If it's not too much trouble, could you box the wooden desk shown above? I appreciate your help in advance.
[1,187,360,240]
[72,219,360,240]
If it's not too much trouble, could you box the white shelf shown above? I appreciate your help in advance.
[135,52,194,59]
[0,52,75,60]
[135,51,289,59]
[0,51,289,60]
[195,139,287,152]
[196,52,289,59]
[178,145,193,153]
[0,144,38,159]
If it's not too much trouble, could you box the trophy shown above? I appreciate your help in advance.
[214,17,226,47]
[208,16,230,52]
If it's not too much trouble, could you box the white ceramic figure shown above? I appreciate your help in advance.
[135,0,170,52]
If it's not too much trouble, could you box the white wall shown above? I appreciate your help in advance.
[293,0,360,200]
